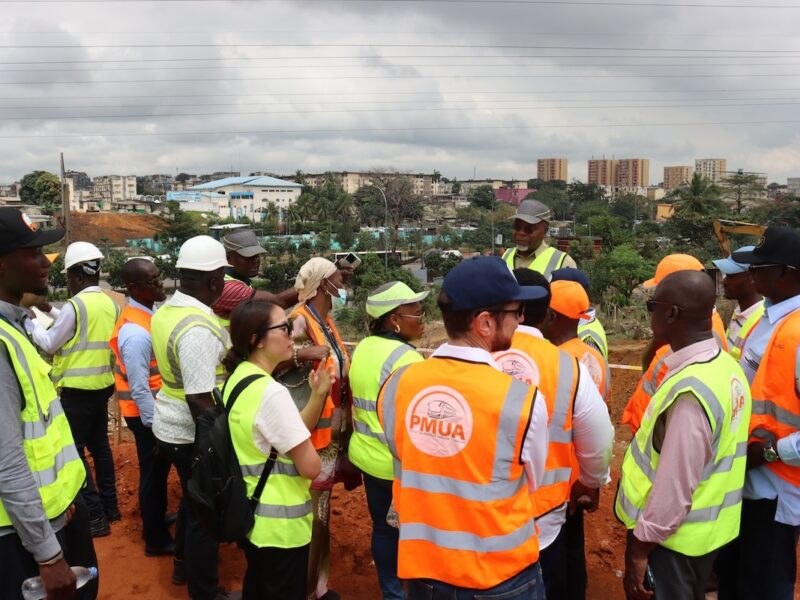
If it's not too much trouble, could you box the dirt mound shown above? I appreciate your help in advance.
[68,212,164,247]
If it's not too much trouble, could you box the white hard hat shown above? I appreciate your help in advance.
[175,235,231,271]
[62,241,104,273]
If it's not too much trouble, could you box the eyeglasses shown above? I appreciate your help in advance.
[263,319,293,337]
[490,305,526,318]
[512,221,536,234]
[748,263,796,272]
[645,299,684,313]
[397,311,426,320]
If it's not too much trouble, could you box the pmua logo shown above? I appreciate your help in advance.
[405,386,473,457]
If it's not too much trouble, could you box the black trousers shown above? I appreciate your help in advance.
[647,538,718,599]
[539,521,568,600]
[715,498,800,600]
[564,507,587,600]
[157,440,220,600]
[0,494,99,600]
[124,416,173,548]
[242,540,310,600]
[60,386,118,521]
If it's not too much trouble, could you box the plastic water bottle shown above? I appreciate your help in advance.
[21,566,98,600]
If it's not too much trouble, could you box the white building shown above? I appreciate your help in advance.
[695,159,727,184]
[787,177,800,196]
[177,175,303,221]
[93,175,137,208]
[66,177,99,212]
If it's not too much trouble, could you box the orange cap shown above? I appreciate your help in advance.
[643,253,704,289]
[549,280,591,320]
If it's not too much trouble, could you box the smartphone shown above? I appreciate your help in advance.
[644,565,656,592]
[337,252,361,270]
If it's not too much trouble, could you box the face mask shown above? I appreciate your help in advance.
[327,282,347,308]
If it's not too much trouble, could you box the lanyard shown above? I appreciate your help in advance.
[305,303,345,379]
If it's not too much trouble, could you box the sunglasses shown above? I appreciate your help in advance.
[490,305,526,318]
[512,221,537,234]
[748,263,796,272]
[645,299,684,313]
[263,319,293,337]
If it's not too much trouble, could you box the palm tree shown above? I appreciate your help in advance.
[670,173,724,213]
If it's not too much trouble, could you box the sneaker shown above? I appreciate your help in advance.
[145,542,175,557]
[105,508,122,523]
[171,559,186,586]
[90,517,110,538]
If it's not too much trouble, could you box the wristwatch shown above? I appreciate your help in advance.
[764,443,780,463]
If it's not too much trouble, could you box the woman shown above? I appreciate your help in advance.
[348,281,429,600]
[223,299,334,600]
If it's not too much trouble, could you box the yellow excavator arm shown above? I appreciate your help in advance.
[713,219,766,257]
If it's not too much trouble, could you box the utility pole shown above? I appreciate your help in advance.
[60,152,71,245]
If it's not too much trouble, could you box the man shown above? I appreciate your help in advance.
[616,270,751,600]
[502,199,577,278]
[0,207,98,599]
[715,227,800,600]
[27,241,121,537]
[712,246,765,360]
[151,235,234,600]
[494,269,614,600]
[109,258,174,557]
[542,280,610,401]
[551,267,608,360]
[378,256,550,599]
[211,228,298,327]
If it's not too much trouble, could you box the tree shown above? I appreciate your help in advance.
[356,230,379,251]
[335,220,357,250]
[451,179,462,195]
[588,244,654,306]
[664,173,728,256]
[588,215,632,252]
[366,171,423,255]
[105,250,128,289]
[532,185,571,220]
[155,201,204,267]
[468,185,497,210]
[568,181,606,205]
[721,171,766,215]
[48,256,66,291]
[19,171,62,214]
[175,172,192,183]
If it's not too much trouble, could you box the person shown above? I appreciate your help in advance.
[542,280,610,402]
[715,227,800,600]
[616,270,751,600]
[378,256,550,600]
[494,269,614,600]
[501,199,577,278]
[0,207,98,600]
[109,258,174,556]
[26,241,121,537]
[223,299,333,600]
[212,228,298,327]
[150,235,234,600]
[712,246,764,360]
[551,267,608,360]
[348,281,429,600]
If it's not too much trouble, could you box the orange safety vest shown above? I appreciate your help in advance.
[749,310,800,486]
[109,304,161,418]
[621,311,729,434]
[378,357,540,589]
[290,303,350,450]
[560,337,609,402]
[494,330,580,517]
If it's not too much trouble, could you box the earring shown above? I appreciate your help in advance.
[394,324,401,334]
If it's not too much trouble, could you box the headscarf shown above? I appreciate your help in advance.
[294,257,338,303]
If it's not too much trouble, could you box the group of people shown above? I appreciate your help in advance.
[1,197,799,600]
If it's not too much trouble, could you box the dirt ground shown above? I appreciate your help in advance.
[67,212,163,247]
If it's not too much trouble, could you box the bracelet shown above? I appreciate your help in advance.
[293,347,302,368]
[38,550,64,566]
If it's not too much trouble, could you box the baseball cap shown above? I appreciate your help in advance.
[550,267,591,293]
[0,208,64,256]
[712,246,755,275]
[510,199,551,225]
[222,228,266,258]
[549,280,591,320]
[643,254,704,289]
[732,226,800,269]
[443,256,548,311]
[366,281,430,318]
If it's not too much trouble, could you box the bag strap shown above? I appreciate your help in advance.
[223,373,264,413]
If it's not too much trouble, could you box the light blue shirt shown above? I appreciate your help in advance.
[739,294,800,525]
[117,298,157,427]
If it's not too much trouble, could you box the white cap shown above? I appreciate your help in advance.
[175,235,231,271]
[62,241,104,273]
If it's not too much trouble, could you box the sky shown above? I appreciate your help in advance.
[1,0,799,186]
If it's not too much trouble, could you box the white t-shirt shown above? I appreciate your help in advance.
[253,379,311,456]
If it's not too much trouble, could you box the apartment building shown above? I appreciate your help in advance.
[66,177,99,212]
[588,159,618,186]
[92,175,137,207]
[788,177,800,196]
[536,158,568,182]
[181,175,303,220]
[695,158,727,184]
[663,166,693,191]
[301,171,441,197]
[588,158,649,187]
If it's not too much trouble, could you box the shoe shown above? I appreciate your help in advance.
[171,559,186,586]
[318,591,341,600]
[163,512,178,527]
[90,517,110,538]
[105,508,122,523]
[145,542,175,557]
[214,590,242,600]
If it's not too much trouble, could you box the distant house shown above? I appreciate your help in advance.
[495,187,533,207]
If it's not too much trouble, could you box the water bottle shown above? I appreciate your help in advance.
[21,566,98,600]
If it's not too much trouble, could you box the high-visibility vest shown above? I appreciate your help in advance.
[501,245,566,279]
[215,273,250,329]
[0,317,85,526]
[348,335,423,480]
[712,311,729,353]
[494,331,580,517]
[51,290,119,390]
[378,357,540,589]
[109,304,162,418]
[225,361,313,548]
[289,303,350,450]
[749,309,800,486]
[615,350,750,556]
[727,302,765,361]
[151,304,228,401]
[578,315,608,360]
[560,337,610,402]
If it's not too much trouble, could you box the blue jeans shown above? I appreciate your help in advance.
[407,562,545,600]
[363,472,404,600]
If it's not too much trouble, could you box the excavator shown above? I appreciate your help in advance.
[713,218,766,257]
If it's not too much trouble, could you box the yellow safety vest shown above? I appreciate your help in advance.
[502,245,566,279]
[615,351,751,556]
[348,335,424,480]
[578,315,608,360]
[51,290,119,390]
[225,361,313,548]
[0,317,85,525]
[728,302,765,361]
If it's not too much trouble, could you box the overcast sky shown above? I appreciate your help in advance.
[1,0,799,185]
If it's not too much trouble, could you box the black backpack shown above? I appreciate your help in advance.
[187,373,278,543]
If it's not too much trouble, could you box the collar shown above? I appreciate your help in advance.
[516,324,544,338]
[225,267,250,286]
[376,331,415,347]
[165,290,213,314]
[733,299,764,321]
[75,285,102,295]
[662,337,719,377]
[431,342,501,369]
[0,299,29,331]
[764,294,800,325]
[128,297,154,315]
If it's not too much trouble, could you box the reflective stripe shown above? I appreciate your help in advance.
[58,341,110,356]
[240,460,299,478]
[23,400,64,440]
[30,443,81,487]
[354,419,387,444]
[751,427,778,445]
[316,417,332,429]
[380,345,414,388]
[116,391,133,400]
[352,395,376,411]
[0,328,46,424]
[493,378,532,480]
[541,248,565,279]
[377,364,412,460]
[540,467,572,487]
[399,518,536,553]
[581,329,606,355]
[548,352,577,444]
[253,499,313,519]
[165,314,227,387]
[642,354,668,396]
[684,489,743,523]
[400,469,524,501]
[701,441,747,479]
[115,364,159,382]
[53,365,113,381]
[751,399,800,430]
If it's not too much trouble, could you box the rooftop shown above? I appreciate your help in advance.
[190,175,302,190]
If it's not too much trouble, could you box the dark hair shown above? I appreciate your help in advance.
[67,261,101,281]
[223,299,279,373]
[512,269,551,327]
[437,290,509,339]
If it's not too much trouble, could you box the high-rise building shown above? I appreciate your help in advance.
[92,175,137,207]
[788,177,800,196]
[695,158,727,184]
[588,158,649,187]
[536,158,568,182]
[587,159,618,186]
[663,166,693,191]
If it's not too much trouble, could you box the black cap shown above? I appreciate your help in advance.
[732,226,800,269]
[0,208,65,256]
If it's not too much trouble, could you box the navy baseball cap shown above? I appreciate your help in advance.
[732,227,800,269]
[443,256,548,310]
[550,267,591,292]
[0,208,64,256]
